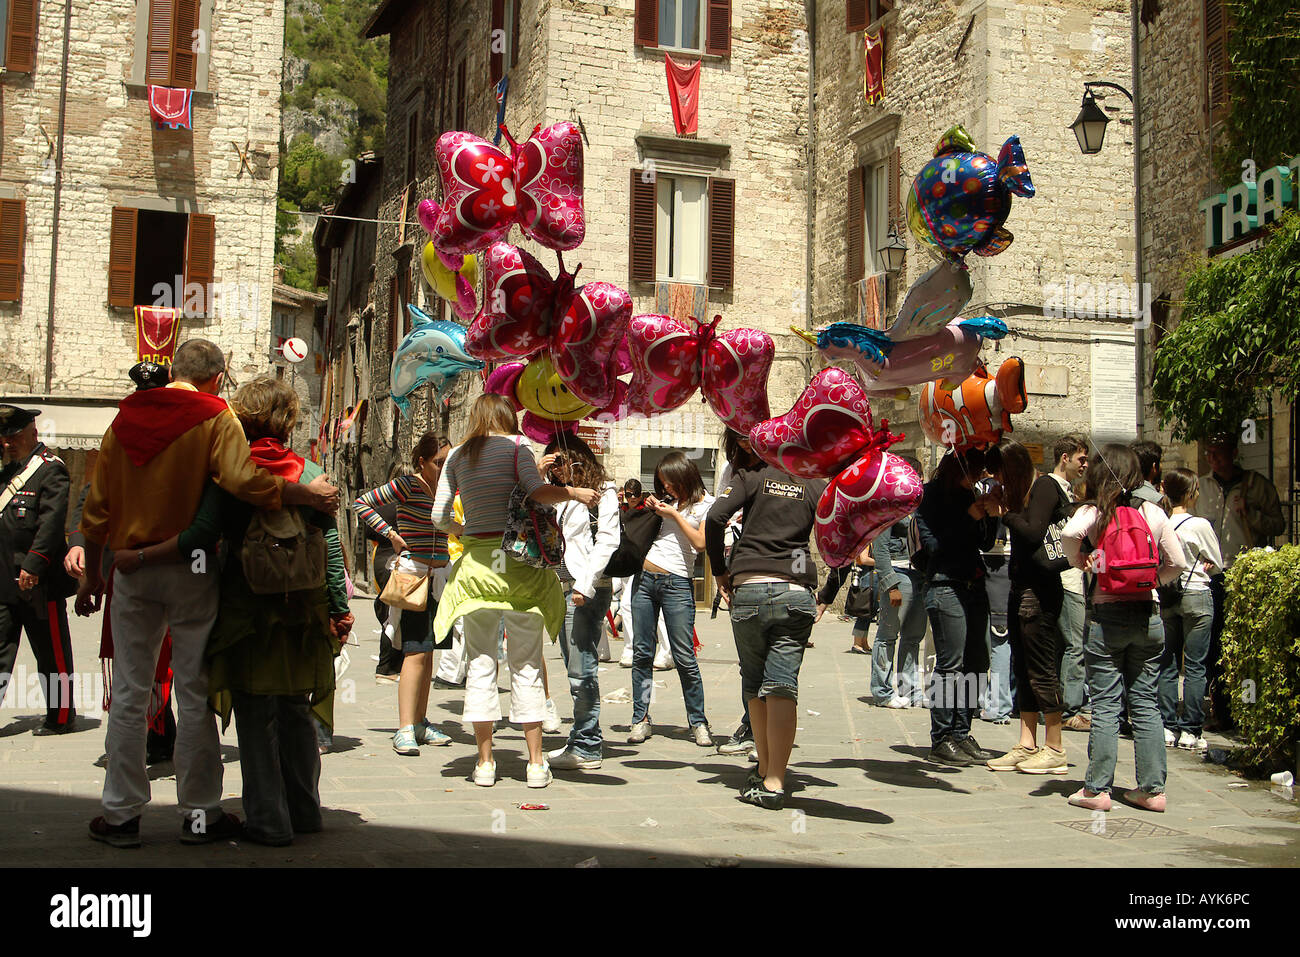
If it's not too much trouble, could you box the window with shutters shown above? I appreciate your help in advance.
[3,0,38,74]
[134,1,211,92]
[656,174,708,283]
[863,159,889,274]
[0,198,26,303]
[1204,0,1229,123]
[107,207,216,315]
[636,0,729,56]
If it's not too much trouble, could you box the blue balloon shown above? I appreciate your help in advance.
[390,305,484,415]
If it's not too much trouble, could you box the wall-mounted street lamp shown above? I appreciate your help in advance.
[877,226,907,273]
[1070,80,1133,155]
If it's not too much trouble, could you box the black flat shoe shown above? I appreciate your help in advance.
[957,736,999,762]
[928,739,977,767]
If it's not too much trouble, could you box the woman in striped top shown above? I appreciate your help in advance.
[353,432,451,757]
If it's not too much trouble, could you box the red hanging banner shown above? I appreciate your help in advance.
[665,54,701,136]
[134,306,182,364]
[864,29,885,104]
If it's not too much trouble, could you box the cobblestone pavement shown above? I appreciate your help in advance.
[2,597,1296,867]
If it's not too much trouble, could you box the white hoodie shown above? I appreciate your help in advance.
[557,481,621,599]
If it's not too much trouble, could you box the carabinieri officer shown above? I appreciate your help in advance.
[0,405,78,733]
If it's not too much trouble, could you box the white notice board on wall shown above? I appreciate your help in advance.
[1090,335,1137,442]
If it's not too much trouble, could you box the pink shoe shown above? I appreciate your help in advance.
[1124,789,1167,812]
[1067,788,1112,811]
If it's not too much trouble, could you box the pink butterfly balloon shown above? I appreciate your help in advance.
[815,449,924,567]
[466,243,630,409]
[747,367,877,478]
[419,122,585,256]
[625,315,774,435]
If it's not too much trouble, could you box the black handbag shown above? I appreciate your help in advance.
[603,505,663,578]
[844,566,879,619]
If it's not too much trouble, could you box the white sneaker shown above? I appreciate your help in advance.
[472,761,496,787]
[542,699,562,733]
[653,653,673,671]
[1164,728,1177,748]
[619,648,634,667]
[627,719,652,743]
[888,696,911,709]
[526,762,553,788]
[547,747,602,770]
[1178,732,1207,752]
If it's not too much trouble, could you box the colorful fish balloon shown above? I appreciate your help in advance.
[906,125,1034,262]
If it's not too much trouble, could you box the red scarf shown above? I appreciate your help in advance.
[249,437,305,483]
[110,388,230,467]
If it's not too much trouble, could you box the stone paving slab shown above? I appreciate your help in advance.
[0,596,1296,867]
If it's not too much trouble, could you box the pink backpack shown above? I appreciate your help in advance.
[1090,505,1160,596]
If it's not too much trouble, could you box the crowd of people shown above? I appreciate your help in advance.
[0,337,1289,844]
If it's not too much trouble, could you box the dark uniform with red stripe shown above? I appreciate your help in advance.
[0,442,77,730]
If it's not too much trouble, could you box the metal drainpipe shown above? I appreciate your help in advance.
[1131,0,1145,438]
[803,0,816,355]
[44,0,75,393]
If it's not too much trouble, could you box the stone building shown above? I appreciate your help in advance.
[811,0,1138,473]
[1137,0,1294,538]
[0,0,284,481]
[358,0,814,500]
[269,273,326,455]
[313,153,382,567]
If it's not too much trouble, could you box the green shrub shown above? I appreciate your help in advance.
[1221,545,1300,772]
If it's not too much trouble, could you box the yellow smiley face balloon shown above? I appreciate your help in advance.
[515,354,595,422]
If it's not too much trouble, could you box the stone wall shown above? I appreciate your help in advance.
[812,0,1136,468]
[0,0,284,401]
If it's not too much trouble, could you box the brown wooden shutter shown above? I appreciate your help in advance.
[183,213,215,315]
[146,1,175,84]
[171,0,201,90]
[846,0,868,32]
[1204,0,1228,122]
[704,0,731,56]
[707,177,735,289]
[634,0,658,48]
[511,0,522,68]
[847,167,864,284]
[629,168,657,284]
[455,59,468,129]
[490,0,505,84]
[108,207,139,308]
[5,0,38,74]
[888,146,901,228]
[388,277,399,354]
[406,110,419,184]
[0,200,26,303]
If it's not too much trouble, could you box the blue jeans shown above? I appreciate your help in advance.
[1083,602,1166,795]
[983,624,1013,719]
[1157,589,1214,736]
[729,583,816,702]
[557,584,613,758]
[631,571,707,727]
[924,579,990,747]
[1058,589,1088,716]
[872,569,925,703]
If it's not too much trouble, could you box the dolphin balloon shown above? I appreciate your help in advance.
[390,305,484,415]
